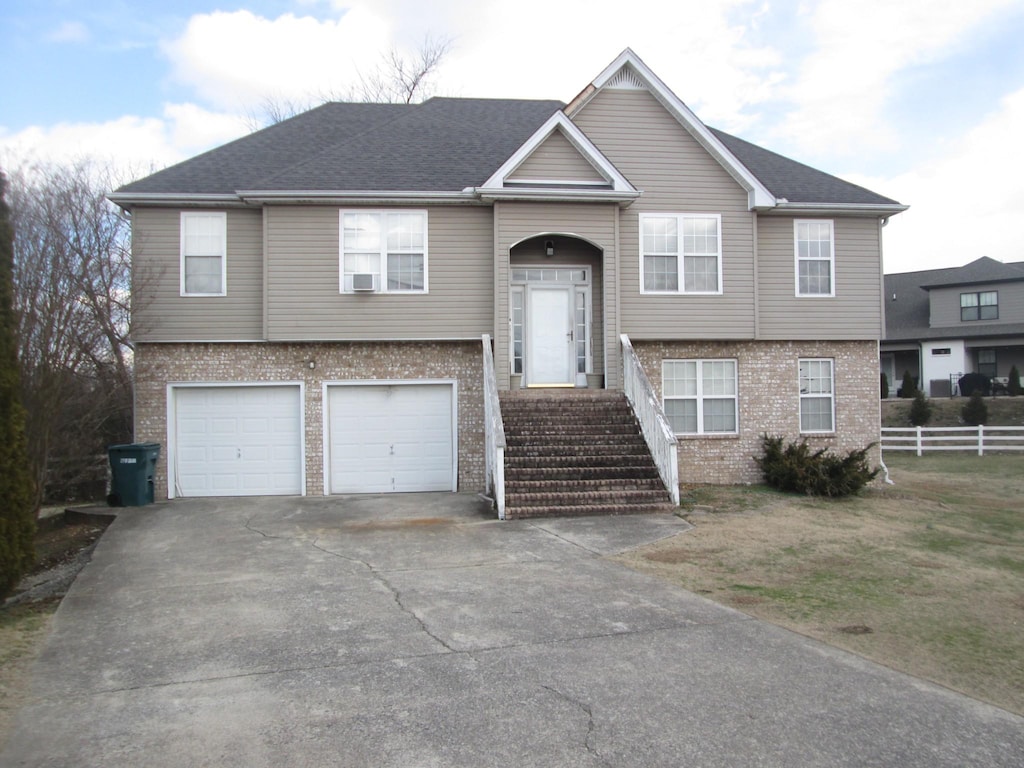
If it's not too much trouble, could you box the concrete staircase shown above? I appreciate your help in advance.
[498,389,678,520]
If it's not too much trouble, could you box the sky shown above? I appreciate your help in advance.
[3,0,1024,274]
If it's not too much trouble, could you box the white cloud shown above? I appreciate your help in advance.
[776,0,1019,157]
[0,104,248,182]
[847,86,1024,273]
[47,21,90,44]
[161,8,392,110]
[160,1,784,132]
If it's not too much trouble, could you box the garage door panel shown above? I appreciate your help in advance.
[327,384,454,494]
[174,386,302,498]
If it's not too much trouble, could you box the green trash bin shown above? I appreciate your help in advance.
[107,443,161,507]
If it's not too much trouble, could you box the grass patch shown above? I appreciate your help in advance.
[615,453,1024,715]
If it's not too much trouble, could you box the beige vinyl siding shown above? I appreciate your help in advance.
[495,201,620,387]
[265,205,493,340]
[572,88,756,339]
[928,282,1024,327]
[507,129,606,183]
[510,239,605,377]
[132,207,263,342]
[757,216,884,339]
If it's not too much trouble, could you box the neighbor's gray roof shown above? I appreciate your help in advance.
[883,257,1024,343]
[117,97,901,206]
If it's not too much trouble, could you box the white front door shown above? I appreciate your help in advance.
[528,287,574,386]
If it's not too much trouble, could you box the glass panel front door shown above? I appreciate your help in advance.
[527,287,574,386]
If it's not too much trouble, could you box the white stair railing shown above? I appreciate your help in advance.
[481,335,507,519]
[620,334,679,504]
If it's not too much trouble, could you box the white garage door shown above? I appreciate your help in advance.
[327,383,455,494]
[173,386,303,497]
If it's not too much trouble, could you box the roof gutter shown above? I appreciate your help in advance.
[238,190,484,205]
[475,188,641,206]
[764,201,910,217]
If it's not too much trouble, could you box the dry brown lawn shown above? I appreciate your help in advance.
[615,453,1024,715]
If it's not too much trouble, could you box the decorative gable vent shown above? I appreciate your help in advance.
[606,65,646,90]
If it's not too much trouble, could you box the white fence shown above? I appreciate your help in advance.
[620,334,680,504]
[481,335,507,519]
[881,426,1024,456]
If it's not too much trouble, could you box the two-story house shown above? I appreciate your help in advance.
[882,256,1024,396]
[111,49,905,512]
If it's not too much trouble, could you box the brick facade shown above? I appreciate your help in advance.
[134,341,485,499]
[633,340,882,484]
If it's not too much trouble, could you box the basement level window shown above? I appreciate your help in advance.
[931,348,951,356]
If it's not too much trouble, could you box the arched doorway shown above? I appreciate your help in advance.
[509,234,604,387]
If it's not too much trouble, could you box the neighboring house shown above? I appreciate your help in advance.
[881,257,1024,396]
[111,49,905,503]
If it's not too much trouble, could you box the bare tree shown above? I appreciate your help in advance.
[6,159,134,504]
[248,36,453,129]
[354,36,452,104]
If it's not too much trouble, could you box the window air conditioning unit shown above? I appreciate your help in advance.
[352,273,375,292]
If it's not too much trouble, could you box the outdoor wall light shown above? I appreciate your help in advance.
[308,360,316,370]
[545,239,555,257]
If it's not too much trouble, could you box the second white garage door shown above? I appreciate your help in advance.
[326,383,456,494]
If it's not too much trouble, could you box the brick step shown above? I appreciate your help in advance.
[504,501,679,520]
[505,489,671,507]
[505,454,659,469]
[499,391,625,400]
[504,466,661,482]
[505,478,666,493]
[507,430,643,442]
[505,436,647,450]
[503,443,651,457]
[506,422,641,436]
[499,417,634,430]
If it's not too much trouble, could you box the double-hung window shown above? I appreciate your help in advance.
[960,291,997,321]
[640,213,722,294]
[662,359,738,435]
[180,212,226,296]
[795,220,834,296]
[340,210,427,293]
[799,358,834,433]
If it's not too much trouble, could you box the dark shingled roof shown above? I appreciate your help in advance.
[119,98,564,195]
[708,128,901,206]
[884,258,1024,342]
[116,97,901,207]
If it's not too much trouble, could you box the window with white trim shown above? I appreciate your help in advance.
[799,358,834,433]
[795,220,834,296]
[340,210,427,293]
[641,213,722,294]
[662,359,738,435]
[180,212,226,296]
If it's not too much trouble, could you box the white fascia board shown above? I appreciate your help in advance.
[574,48,777,210]
[766,202,910,217]
[237,190,482,205]
[481,111,636,194]
[476,187,641,205]
[107,192,246,208]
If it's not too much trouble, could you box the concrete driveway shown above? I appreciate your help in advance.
[4,495,1022,767]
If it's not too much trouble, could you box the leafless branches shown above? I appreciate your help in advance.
[7,160,134,503]
[247,36,453,129]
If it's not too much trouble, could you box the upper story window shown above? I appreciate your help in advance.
[640,213,722,294]
[960,291,997,321]
[340,210,427,293]
[795,220,834,297]
[799,358,834,433]
[180,212,226,296]
[662,359,738,435]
